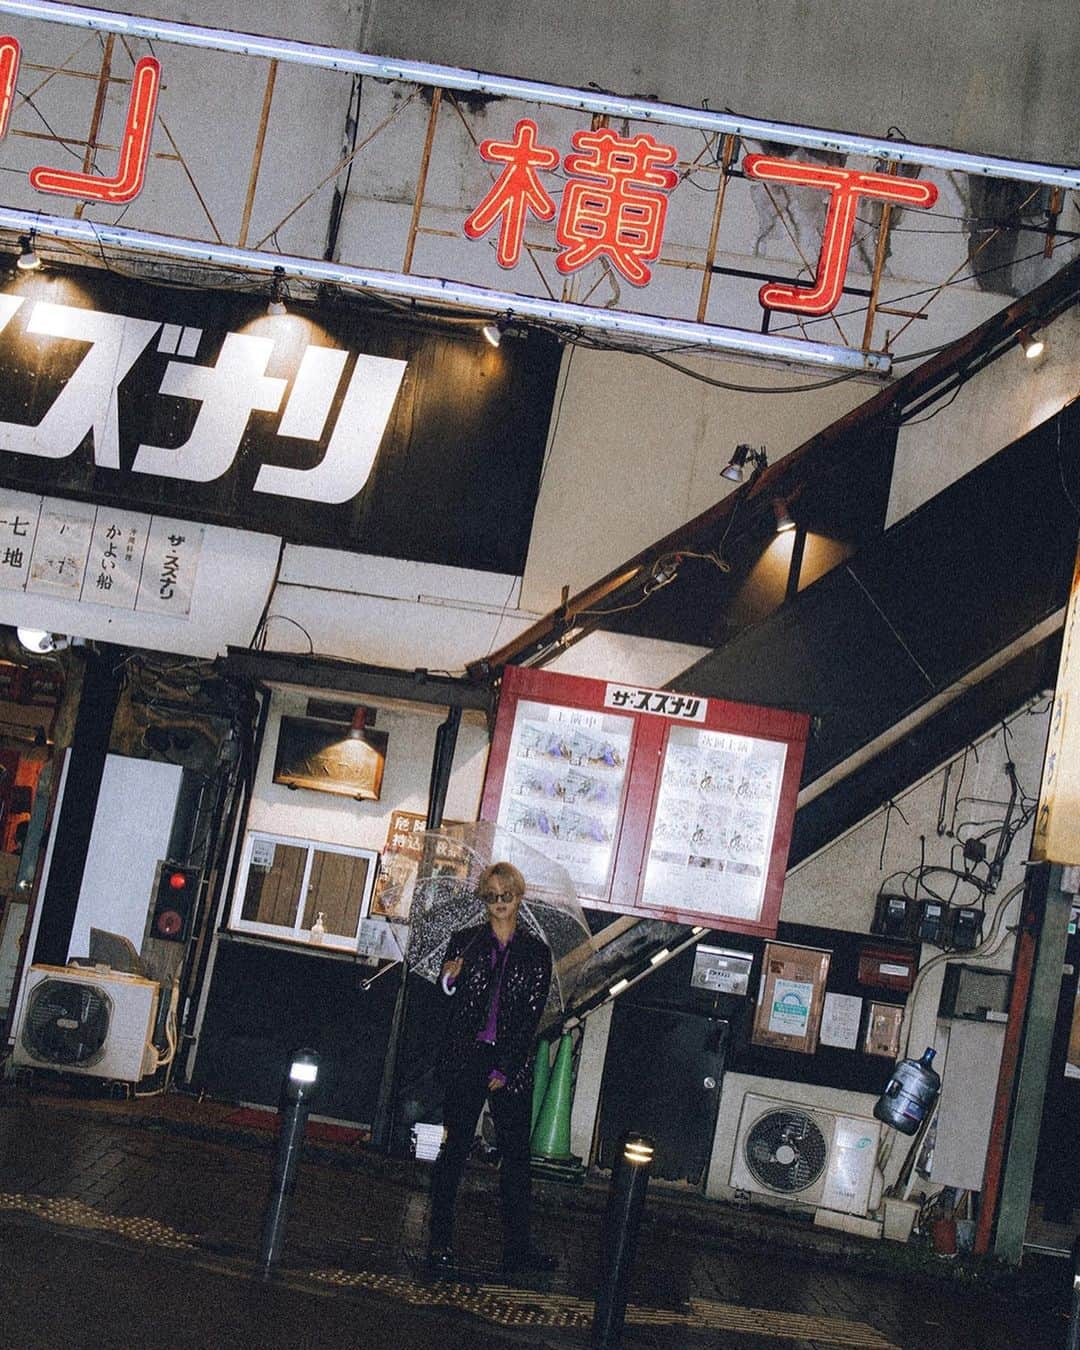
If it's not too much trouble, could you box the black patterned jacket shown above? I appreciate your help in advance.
[439,923,552,1097]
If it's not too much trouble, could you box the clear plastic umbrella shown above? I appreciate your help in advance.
[389,821,595,1029]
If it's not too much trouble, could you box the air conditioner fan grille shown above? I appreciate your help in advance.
[22,978,112,1066]
[743,1107,829,1194]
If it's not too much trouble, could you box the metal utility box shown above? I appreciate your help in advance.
[690,945,753,996]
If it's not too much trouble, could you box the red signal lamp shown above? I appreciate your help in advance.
[151,862,200,943]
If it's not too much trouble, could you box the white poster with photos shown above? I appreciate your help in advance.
[641,724,787,921]
[495,698,632,898]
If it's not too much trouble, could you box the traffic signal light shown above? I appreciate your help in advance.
[151,862,200,943]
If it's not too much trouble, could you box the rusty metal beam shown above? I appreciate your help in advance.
[238,58,277,249]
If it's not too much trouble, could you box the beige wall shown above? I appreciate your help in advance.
[522,348,875,614]
[887,307,1080,527]
[245,687,490,856]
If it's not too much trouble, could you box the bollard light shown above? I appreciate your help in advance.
[257,1048,322,1278]
[286,1049,320,1101]
[593,1131,656,1350]
[623,1137,654,1167]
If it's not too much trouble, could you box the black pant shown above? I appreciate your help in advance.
[429,1044,532,1259]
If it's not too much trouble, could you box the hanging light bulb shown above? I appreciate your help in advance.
[16,234,41,271]
[266,266,288,316]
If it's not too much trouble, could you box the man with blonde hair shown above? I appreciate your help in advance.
[427,860,555,1274]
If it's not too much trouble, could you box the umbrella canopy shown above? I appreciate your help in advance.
[395,822,594,1028]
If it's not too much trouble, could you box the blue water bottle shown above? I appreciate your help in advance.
[873,1047,941,1135]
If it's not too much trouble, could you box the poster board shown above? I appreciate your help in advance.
[481,666,808,934]
[751,942,831,1053]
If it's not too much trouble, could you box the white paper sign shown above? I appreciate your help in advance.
[0,489,41,592]
[82,508,150,610]
[0,492,202,620]
[768,977,813,1037]
[27,500,95,596]
[820,992,863,1050]
[135,517,204,616]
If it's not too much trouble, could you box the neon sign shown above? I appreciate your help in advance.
[742,156,939,316]
[464,118,937,309]
[0,35,939,320]
[0,34,17,140]
[465,120,679,287]
[29,54,160,204]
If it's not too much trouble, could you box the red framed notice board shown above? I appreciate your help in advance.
[480,666,809,935]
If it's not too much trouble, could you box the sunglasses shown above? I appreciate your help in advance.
[480,889,519,904]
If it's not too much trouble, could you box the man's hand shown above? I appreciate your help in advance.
[441,956,464,982]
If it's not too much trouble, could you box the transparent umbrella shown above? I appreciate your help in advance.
[390,821,595,1030]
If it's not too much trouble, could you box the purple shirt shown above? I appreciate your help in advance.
[476,934,512,1045]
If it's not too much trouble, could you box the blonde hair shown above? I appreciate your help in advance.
[478,861,526,898]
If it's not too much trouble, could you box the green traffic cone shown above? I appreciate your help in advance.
[531,1036,553,1136]
[530,1032,574,1159]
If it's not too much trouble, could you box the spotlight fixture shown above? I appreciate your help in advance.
[772,497,796,533]
[721,444,768,483]
[481,313,511,348]
[1018,327,1044,360]
[15,234,40,271]
[16,628,70,654]
[266,265,288,316]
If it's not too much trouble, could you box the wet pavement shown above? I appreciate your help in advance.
[0,1080,1069,1349]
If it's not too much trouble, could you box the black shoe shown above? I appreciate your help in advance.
[502,1248,558,1274]
[424,1246,455,1273]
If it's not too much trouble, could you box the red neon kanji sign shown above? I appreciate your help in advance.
[0,36,19,141]
[465,118,679,286]
[742,155,939,316]
[463,118,559,268]
[555,128,678,285]
[29,54,161,204]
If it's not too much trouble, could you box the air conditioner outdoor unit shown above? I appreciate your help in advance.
[12,964,160,1084]
[729,1092,882,1216]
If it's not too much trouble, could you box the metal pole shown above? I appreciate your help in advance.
[370,706,461,1151]
[257,1049,320,1277]
[592,1133,654,1350]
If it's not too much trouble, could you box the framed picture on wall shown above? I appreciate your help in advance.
[272,716,388,800]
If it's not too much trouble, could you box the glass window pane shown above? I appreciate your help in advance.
[302,849,371,936]
[241,842,307,925]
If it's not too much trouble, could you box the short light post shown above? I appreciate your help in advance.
[592,1132,655,1350]
[257,1048,320,1278]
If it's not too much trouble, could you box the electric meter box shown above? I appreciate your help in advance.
[690,945,753,996]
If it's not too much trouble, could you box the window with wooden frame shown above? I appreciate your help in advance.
[229,832,379,952]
